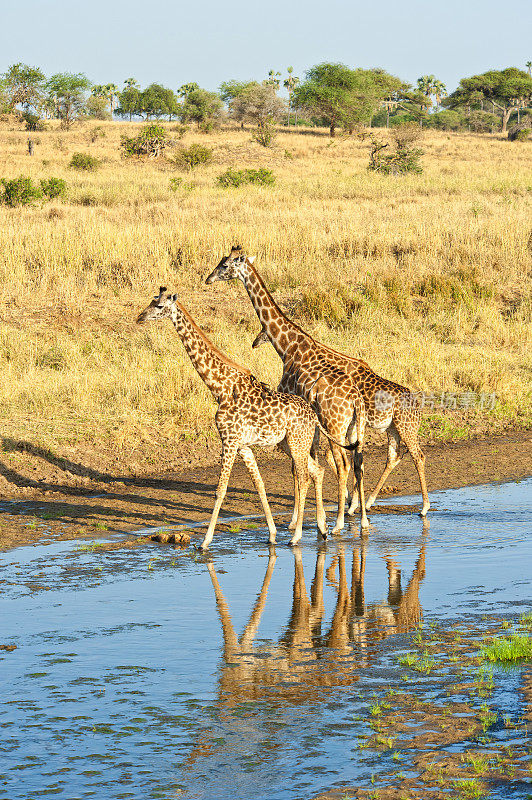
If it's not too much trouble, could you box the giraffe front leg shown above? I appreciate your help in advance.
[200,444,239,550]
[239,446,277,544]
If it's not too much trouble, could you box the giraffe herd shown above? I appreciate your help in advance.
[137,245,429,550]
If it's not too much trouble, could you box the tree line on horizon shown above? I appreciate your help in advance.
[1,61,532,136]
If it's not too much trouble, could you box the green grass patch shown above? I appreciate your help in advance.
[480,634,532,663]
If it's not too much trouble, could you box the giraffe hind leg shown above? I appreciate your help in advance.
[365,425,402,510]
[239,446,278,543]
[393,420,430,517]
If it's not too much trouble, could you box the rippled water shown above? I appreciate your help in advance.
[0,479,531,799]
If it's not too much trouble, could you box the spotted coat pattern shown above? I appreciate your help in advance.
[206,248,430,530]
[136,288,344,549]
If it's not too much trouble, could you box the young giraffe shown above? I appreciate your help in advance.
[205,247,430,528]
[136,288,355,549]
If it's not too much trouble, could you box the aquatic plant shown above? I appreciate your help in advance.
[481,634,532,663]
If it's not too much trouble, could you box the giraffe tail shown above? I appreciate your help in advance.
[316,419,358,451]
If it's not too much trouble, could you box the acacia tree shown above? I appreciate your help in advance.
[116,86,141,120]
[3,63,45,111]
[45,72,91,128]
[179,87,223,126]
[445,68,532,132]
[140,84,178,119]
[219,79,256,104]
[229,83,285,126]
[294,63,407,136]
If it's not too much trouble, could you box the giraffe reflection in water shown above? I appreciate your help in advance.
[207,533,427,706]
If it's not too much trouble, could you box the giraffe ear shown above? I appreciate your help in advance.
[248,256,256,264]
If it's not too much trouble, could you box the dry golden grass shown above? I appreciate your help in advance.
[0,120,530,475]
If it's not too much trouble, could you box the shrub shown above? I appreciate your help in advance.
[120,123,169,158]
[0,176,42,206]
[508,121,531,141]
[217,167,276,188]
[251,122,276,147]
[22,112,45,131]
[172,143,212,171]
[172,123,188,138]
[368,134,423,175]
[40,177,67,200]
[69,152,100,171]
[88,126,106,144]
[0,176,67,206]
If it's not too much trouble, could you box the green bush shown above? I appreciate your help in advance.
[0,176,43,207]
[217,167,276,188]
[251,123,276,148]
[172,143,212,170]
[0,176,67,206]
[22,112,45,131]
[368,138,423,175]
[120,124,169,158]
[69,152,100,171]
[40,177,67,200]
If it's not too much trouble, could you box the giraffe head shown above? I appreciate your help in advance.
[251,327,270,348]
[205,245,255,285]
[136,287,176,324]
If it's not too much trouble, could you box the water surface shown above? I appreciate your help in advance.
[1,479,531,799]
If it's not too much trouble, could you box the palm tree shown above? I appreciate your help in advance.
[526,61,532,77]
[265,70,281,92]
[283,66,300,127]
[105,83,119,113]
[433,79,447,109]
[91,84,107,98]
[124,77,139,89]
[417,75,437,107]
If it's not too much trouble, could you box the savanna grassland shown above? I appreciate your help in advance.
[0,121,531,491]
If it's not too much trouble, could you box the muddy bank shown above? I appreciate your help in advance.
[0,431,530,550]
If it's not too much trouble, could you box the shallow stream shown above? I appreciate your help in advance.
[1,480,531,799]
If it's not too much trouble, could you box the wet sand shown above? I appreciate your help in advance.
[0,431,530,550]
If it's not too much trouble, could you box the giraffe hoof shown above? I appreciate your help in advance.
[360,518,370,530]
[365,498,376,511]
[288,521,297,531]
[318,527,328,540]
[331,525,343,535]
[347,504,360,515]
[289,537,302,547]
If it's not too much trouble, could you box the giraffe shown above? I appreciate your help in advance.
[136,288,355,549]
[205,246,430,529]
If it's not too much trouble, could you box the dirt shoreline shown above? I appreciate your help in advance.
[0,430,530,551]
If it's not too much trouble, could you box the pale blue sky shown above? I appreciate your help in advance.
[1,0,530,94]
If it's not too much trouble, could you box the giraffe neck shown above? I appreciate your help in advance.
[170,303,248,402]
[240,263,309,362]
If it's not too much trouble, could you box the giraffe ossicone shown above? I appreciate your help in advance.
[136,288,354,549]
[205,247,430,529]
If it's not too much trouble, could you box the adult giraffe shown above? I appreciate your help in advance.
[137,287,355,548]
[205,246,430,527]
